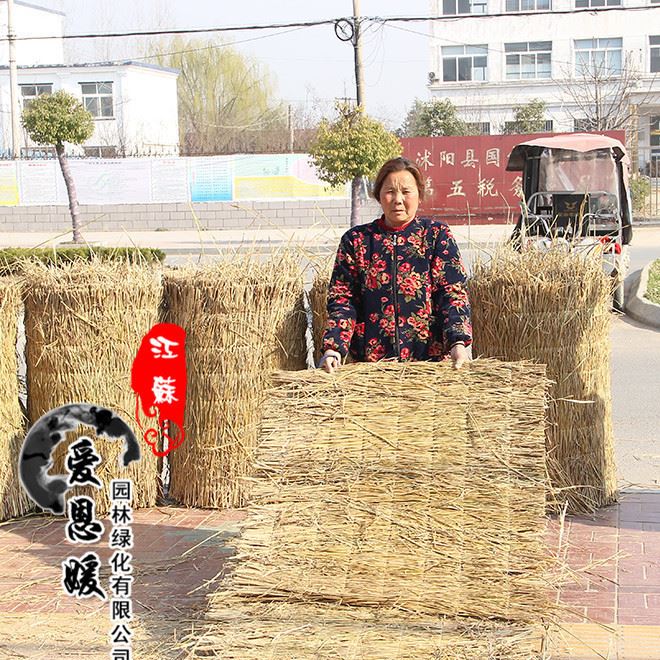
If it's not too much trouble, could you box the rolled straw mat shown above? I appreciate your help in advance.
[0,279,31,521]
[163,256,307,509]
[22,262,162,514]
[469,247,616,513]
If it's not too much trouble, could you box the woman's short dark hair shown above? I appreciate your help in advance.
[372,157,426,202]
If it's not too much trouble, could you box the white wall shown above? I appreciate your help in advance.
[118,66,179,155]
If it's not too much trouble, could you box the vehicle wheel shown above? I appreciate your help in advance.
[612,281,624,312]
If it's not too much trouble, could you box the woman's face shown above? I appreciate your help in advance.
[379,170,420,227]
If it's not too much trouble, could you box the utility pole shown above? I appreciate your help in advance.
[352,0,365,108]
[288,103,294,153]
[351,0,365,226]
[334,3,367,226]
[7,0,21,159]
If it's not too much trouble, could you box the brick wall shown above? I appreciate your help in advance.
[0,199,383,233]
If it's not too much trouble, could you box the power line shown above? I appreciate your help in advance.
[78,26,311,67]
[0,18,339,43]
[1,7,658,43]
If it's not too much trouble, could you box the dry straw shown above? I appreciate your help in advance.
[227,360,552,623]
[183,597,546,659]
[0,279,32,521]
[163,252,306,509]
[22,261,162,514]
[469,246,616,513]
[309,263,331,366]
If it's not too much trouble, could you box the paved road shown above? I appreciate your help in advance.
[613,226,660,488]
[611,314,660,487]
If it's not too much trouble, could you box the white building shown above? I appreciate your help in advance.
[428,0,660,171]
[0,1,179,157]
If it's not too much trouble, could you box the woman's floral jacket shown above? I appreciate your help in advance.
[322,215,472,362]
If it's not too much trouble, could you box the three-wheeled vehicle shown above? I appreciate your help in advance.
[507,133,633,310]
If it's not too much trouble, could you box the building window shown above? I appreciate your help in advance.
[442,45,488,81]
[20,83,53,109]
[574,38,622,75]
[83,146,118,158]
[543,120,553,131]
[442,0,487,14]
[505,0,550,11]
[575,0,620,7]
[574,118,596,131]
[465,121,491,135]
[651,36,660,73]
[80,82,114,118]
[651,116,660,147]
[505,41,552,79]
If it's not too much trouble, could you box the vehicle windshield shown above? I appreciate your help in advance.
[538,148,619,195]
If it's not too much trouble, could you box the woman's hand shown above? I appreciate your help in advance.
[450,343,470,370]
[318,349,342,373]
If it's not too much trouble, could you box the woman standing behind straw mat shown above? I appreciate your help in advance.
[320,157,472,373]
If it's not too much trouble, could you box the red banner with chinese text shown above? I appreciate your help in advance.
[401,132,625,225]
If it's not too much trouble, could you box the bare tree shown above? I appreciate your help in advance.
[558,53,657,132]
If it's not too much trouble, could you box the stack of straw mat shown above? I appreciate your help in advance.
[0,279,31,521]
[163,254,307,509]
[185,360,552,658]
[23,262,162,514]
[469,247,616,513]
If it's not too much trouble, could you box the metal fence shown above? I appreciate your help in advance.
[637,150,659,218]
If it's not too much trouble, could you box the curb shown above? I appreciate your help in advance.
[626,262,660,329]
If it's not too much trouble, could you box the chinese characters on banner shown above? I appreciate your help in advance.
[131,323,187,457]
[401,135,537,224]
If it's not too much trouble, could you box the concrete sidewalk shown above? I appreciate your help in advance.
[0,223,516,254]
[1,489,658,659]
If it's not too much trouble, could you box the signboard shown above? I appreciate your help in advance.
[188,156,233,202]
[401,132,625,224]
[0,161,19,206]
[18,160,60,204]
[7,154,347,207]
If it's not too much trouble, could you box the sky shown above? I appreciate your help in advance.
[51,1,431,129]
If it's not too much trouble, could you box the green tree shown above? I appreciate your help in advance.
[400,99,468,137]
[503,99,547,134]
[22,91,94,243]
[309,103,402,227]
[156,37,287,154]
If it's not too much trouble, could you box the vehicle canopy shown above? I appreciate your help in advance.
[506,133,632,244]
[506,133,629,177]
